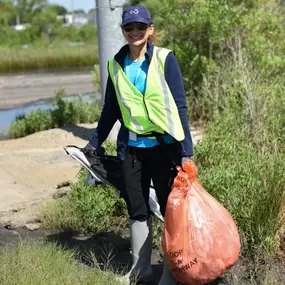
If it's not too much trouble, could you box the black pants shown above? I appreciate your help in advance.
[121,144,181,221]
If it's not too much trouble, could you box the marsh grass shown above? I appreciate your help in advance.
[9,89,102,139]
[196,45,285,255]
[196,117,285,253]
[0,242,121,285]
[0,42,98,73]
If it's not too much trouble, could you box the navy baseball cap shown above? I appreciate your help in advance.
[121,6,151,27]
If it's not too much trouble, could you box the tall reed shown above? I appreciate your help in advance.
[0,42,98,73]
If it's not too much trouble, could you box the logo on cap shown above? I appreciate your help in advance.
[130,9,139,15]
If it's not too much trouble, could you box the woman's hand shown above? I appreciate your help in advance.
[181,157,198,179]
[81,143,97,156]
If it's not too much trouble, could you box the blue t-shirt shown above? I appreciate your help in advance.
[123,55,174,147]
[124,55,147,94]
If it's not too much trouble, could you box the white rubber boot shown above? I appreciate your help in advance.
[158,257,179,285]
[117,217,153,285]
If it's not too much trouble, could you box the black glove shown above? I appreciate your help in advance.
[82,143,105,157]
[82,143,97,156]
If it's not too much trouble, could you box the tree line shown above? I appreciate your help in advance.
[0,0,97,46]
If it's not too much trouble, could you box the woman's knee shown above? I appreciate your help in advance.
[128,207,151,221]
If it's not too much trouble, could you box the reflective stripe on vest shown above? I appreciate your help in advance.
[112,62,143,131]
[157,48,174,136]
[109,46,185,141]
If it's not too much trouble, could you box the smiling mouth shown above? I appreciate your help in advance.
[129,35,143,40]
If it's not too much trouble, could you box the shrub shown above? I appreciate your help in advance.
[199,46,284,153]
[40,143,128,234]
[9,109,53,138]
[194,48,285,254]
[195,113,285,254]
[158,0,285,121]
[68,168,126,233]
[40,177,125,234]
[9,89,102,138]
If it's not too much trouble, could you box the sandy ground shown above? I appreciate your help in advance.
[0,122,120,225]
[0,123,203,226]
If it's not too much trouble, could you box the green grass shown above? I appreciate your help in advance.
[0,42,98,73]
[39,182,128,235]
[39,143,128,235]
[194,50,285,255]
[9,89,102,139]
[0,242,120,285]
[33,47,285,284]
[195,113,285,254]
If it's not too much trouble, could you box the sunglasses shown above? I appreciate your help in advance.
[122,22,148,32]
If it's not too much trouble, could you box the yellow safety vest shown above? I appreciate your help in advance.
[108,46,185,141]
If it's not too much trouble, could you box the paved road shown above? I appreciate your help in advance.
[0,71,96,109]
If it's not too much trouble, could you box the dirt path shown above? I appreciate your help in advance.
[0,124,203,226]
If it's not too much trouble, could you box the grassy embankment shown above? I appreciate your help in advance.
[0,243,120,285]
[2,51,285,284]
[0,41,98,74]
[1,3,285,282]
[38,50,285,284]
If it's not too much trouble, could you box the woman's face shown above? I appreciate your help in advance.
[122,22,154,48]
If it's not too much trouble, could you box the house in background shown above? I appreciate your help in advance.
[57,11,97,27]
[87,11,96,25]
[11,24,27,30]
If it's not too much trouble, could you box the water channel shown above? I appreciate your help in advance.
[0,66,101,136]
[0,92,99,136]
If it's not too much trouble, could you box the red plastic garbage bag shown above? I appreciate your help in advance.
[162,160,241,285]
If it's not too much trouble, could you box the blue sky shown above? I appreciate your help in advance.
[48,0,127,13]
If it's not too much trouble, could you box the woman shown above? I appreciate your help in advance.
[84,5,194,285]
